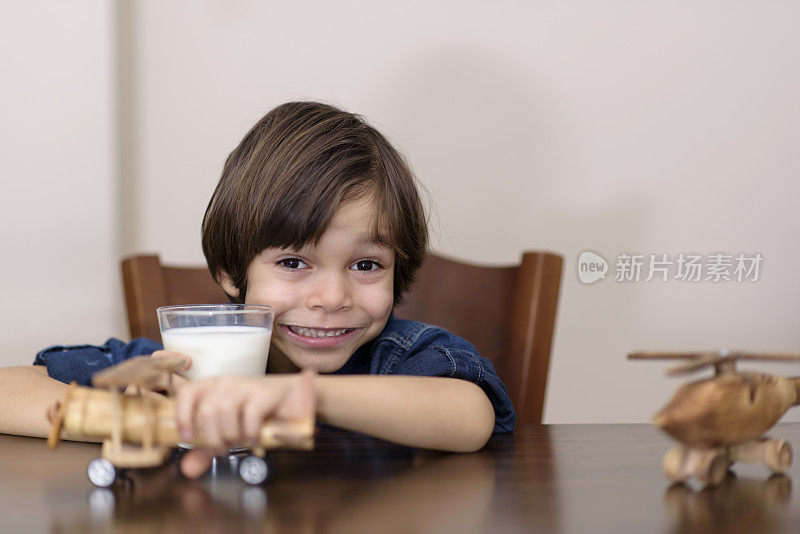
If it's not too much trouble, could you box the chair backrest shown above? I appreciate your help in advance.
[393,252,562,424]
[121,251,562,424]
[121,255,230,343]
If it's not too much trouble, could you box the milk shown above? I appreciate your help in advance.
[161,325,271,381]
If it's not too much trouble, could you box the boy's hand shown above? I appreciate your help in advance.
[175,370,317,479]
[123,350,191,397]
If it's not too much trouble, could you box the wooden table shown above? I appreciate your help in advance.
[2,423,800,533]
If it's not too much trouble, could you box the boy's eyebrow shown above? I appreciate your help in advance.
[279,234,390,254]
[354,233,392,249]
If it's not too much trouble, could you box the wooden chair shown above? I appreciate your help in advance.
[121,255,230,344]
[121,251,563,424]
[393,252,562,424]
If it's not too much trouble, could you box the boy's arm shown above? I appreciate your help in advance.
[0,366,68,438]
[315,374,496,453]
[176,373,496,455]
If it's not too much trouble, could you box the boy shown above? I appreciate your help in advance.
[0,102,515,477]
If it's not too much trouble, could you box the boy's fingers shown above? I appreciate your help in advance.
[242,392,282,446]
[166,373,189,391]
[176,373,316,450]
[196,397,223,448]
[276,369,317,421]
[151,350,193,371]
[179,449,215,479]
[213,387,247,446]
[172,374,189,385]
[175,381,212,442]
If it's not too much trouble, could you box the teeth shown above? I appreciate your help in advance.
[288,326,352,338]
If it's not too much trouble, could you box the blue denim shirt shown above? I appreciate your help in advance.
[34,314,515,433]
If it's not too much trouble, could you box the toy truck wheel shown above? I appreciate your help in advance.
[697,451,728,487]
[664,447,729,486]
[87,457,117,488]
[764,440,792,473]
[662,447,690,482]
[239,455,269,485]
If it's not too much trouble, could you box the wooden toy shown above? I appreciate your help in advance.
[46,354,315,487]
[629,350,800,487]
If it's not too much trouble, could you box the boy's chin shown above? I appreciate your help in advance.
[284,351,349,374]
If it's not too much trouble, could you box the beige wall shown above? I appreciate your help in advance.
[3,2,799,423]
[0,2,124,363]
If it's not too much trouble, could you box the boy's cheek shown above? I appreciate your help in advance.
[362,282,394,317]
[244,283,299,309]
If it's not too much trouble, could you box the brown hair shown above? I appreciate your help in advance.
[202,101,427,304]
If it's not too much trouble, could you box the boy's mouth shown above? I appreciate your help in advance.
[285,325,356,338]
[281,324,363,349]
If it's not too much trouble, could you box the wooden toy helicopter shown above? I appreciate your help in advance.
[629,350,800,487]
[46,354,315,487]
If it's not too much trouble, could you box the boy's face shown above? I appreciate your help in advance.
[222,195,394,373]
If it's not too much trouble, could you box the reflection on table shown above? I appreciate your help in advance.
[4,424,800,533]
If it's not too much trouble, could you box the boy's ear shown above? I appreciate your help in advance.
[217,271,239,299]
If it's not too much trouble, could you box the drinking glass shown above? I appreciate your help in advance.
[157,304,274,381]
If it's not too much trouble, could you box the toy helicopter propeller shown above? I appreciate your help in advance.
[47,354,315,488]
[629,350,800,487]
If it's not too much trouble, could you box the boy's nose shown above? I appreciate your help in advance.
[307,271,353,311]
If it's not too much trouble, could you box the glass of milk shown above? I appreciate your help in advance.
[157,304,274,381]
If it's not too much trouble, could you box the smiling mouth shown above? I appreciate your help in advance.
[285,325,357,338]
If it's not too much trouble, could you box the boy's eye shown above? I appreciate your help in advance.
[352,260,381,271]
[278,258,306,269]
